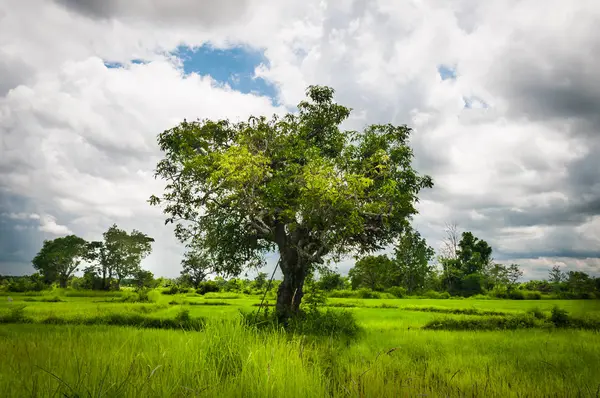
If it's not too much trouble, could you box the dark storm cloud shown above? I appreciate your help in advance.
[53,0,253,26]
[0,193,44,275]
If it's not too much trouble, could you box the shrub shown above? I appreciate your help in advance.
[196,281,221,295]
[508,290,525,300]
[241,308,361,338]
[524,291,542,300]
[550,306,570,327]
[423,314,540,331]
[527,307,546,320]
[356,288,381,299]
[327,289,355,298]
[386,286,407,298]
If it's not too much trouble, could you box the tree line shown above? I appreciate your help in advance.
[2,224,155,291]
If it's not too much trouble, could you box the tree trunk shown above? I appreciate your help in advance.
[275,247,308,321]
[59,276,68,289]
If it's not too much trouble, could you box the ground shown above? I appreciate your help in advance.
[1,291,599,397]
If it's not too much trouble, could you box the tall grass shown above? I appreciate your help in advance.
[1,322,600,397]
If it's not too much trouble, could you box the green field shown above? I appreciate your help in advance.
[1,291,600,397]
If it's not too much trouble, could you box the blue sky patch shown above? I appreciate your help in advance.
[463,96,489,109]
[438,64,457,80]
[173,44,278,102]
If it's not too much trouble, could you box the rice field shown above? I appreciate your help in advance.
[1,290,599,397]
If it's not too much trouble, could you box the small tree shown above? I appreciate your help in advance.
[180,250,213,288]
[132,269,155,289]
[506,263,523,290]
[317,269,345,291]
[150,85,432,319]
[549,265,565,284]
[348,255,394,291]
[392,228,435,294]
[253,272,268,290]
[32,235,89,288]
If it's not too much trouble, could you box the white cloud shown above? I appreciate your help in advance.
[38,215,73,235]
[1,0,599,279]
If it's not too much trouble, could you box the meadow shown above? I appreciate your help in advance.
[1,290,600,397]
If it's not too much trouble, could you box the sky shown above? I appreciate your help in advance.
[1,0,599,281]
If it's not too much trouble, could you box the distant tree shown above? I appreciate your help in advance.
[180,250,213,288]
[253,272,268,290]
[317,269,345,291]
[440,222,460,260]
[440,231,492,296]
[132,269,155,289]
[565,271,594,297]
[86,225,154,290]
[392,228,435,293]
[457,232,492,275]
[485,263,509,289]
[548,265,565,284]
[32,235,89,288]
[150,85,432,319]
[506,263,523,289]
[349,255,394,291]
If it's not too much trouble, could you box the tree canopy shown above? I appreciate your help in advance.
[150,85,432,318]
[32,235,89,288]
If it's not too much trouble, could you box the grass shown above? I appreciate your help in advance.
[0,290,600,397]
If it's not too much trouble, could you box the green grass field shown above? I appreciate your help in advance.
[1,290,599,397]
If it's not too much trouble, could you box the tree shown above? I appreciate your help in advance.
[549,265,565,284]
[348,255,394,291]
[132,269,155,289]
[253,272,268,290]
[32,235,89,288]
[317,269,345,291]
[150,85,432,319]
[506,263,523,289]
[392,228,435,293]
[88,225,154,289]
[440,222,460,260]
[180,250,213,287]
[457,232,492,275]
[440,231,492,296]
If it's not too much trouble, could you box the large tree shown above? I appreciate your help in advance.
[32,235,89,288]
[150,85,432,319]
[88,225,154,289]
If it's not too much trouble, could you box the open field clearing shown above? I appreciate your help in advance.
[1,291,600,397]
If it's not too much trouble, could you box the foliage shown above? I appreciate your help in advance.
[180,249,213,287]
[197,280,221,295]
[150,85,432,318]
[87,224,154,290]
[392,227,435,293]
[349,255,393,291]
[317,270,345,292]
[32,235,89,288]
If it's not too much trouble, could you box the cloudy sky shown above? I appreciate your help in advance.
[1,0,599,280]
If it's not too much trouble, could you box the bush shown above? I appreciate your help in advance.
[197,281,220,295]
[524,291,542,300]
[241,308,361,338]
[162,285,190,295]
[527,307,546,320]
[550,306,570,327]
[327,289,355,298]
[423,314,541,331]
[386,286,407,298]
[508,290,525,300]
[356,288,381,299]
[421,290,450,299]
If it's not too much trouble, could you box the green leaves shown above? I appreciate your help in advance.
[32,235,89,287]
[151,85,432,282]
